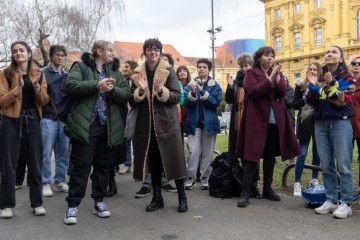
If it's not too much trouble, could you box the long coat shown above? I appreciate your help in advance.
[236,67,300,163]
[131,59,186,182]
[351,75,360,138]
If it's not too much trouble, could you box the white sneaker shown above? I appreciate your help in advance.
[33,206,46,216]
[119,165,131,174]
[0,208,13,219]
[333,201,352,219]
[293,182,302,198]
[185,178,196,190]
[310,179,319,186]
[42,184,53,197]
[315,200,338,214]
[54,182,69,193]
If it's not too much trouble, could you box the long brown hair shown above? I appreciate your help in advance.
[6,41,35,82]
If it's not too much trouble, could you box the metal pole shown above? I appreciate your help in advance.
[211,0,215,79]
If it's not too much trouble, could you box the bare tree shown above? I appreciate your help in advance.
[0,0,124,67]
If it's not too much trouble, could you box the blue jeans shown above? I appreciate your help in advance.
[41,118,70,184]
[315,119,353,204]
[125,138,132,167]
[143,172,170,189]
[294,137,320,182]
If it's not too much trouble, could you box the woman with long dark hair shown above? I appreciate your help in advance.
[307,46,354,219]
[236,46,300,208]
[0,41,49,218]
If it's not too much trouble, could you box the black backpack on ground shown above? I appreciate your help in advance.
[209,152,243,198]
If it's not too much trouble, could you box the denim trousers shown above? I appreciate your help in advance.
[315,119,353,204]
[41,118,70,185]
[294,137,320,182]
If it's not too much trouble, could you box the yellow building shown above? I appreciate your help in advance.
[260,0,360,84]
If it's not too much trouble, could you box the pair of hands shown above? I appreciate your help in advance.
[189,81,203,93]
[97,77,116,92]
[138,73,162,93]
[269,64,281,83]
[17,68,41,88]
[307,71,332,86]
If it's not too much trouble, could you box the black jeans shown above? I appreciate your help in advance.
[66,130,111,207]
[0,112,43,209]
[148,138,163,188]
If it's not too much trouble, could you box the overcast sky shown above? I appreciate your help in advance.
[109,0,265,57]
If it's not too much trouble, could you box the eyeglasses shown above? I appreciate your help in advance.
[350,62,360,67]
[146,48,160,53]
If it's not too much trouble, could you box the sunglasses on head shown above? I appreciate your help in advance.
[350,62,360,66]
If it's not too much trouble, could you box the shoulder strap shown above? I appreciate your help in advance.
[69,61,87,80]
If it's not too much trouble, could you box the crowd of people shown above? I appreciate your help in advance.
[0,38,359,225]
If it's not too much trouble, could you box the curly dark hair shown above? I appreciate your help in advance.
[161,53,174,67]
[197,58,212,71]
[125,60,138,71]
[143,38,162,55]
[253,46,275,68]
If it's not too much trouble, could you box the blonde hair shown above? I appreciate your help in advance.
[91,40,112,58]
[349,55,360,66]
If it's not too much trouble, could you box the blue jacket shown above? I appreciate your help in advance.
[183,76,222,135]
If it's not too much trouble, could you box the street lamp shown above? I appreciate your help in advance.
[208,0,222,79]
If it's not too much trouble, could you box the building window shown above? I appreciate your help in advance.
[314,0,321,8]
[275,37,282,53]
[275,8,280,18]
[314,27,322,46]
[294,3,300,13]
[294,32,301,50]
[294,73,301,81]
[357,10,360,38]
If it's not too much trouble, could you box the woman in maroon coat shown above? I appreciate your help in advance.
[236,47,300,207]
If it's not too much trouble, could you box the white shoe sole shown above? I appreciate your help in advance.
[64,217,77,225]
[92,210,110,218]
[293,193,302,198]
[333,210,353,219]
[53,187,68,193]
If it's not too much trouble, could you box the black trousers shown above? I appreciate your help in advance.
[148,138,163,188]
[66,131,111,207]
[16,143,28,186]
[0,112,43,209]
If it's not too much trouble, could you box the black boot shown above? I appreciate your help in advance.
[175,179,188,213]
[262,157,281,201]
[237,161,257,208]
[146,184,164,212]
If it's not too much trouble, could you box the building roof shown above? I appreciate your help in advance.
[113,41,192,67]
[184,48,238,69]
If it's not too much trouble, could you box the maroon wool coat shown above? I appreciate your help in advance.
[236,67,300,163]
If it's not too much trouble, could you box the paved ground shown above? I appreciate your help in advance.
[1,171,360,240]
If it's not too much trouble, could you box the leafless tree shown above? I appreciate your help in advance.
[0,0,124,67]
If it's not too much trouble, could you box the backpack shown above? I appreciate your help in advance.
[208,152,243,198]
[46,62,87,122]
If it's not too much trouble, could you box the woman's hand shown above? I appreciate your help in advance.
[306,70,318,86]
[17,68,24,88]
[269,64,281,83]
[32,71,42,92]
[227,73,233,87]
[323,72,332,85]
[154,78,161,93]
[137,73,148,92]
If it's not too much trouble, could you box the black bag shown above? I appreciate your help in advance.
[209,152,243,198]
